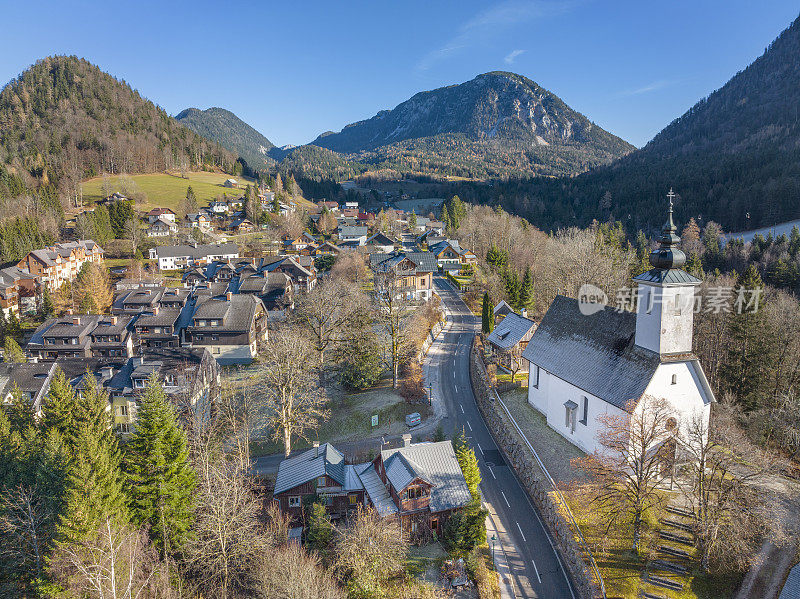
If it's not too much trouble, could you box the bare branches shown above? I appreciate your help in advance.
[260,328,329,456]
[48,517,174,599]
[575,395,675,552]
[373,268,417,389]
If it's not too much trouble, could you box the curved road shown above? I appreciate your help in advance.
[430,277,574,599]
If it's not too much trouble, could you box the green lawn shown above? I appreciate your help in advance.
[80,171,316,215]
[80,171,255,214]
[557,484,741,599]
[248,376,433,457]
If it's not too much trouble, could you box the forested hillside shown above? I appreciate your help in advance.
[176,106,276,171]
[473,15,800,233]
[0,56,237,207]
[310,71,634,179]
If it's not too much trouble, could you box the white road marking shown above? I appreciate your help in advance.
[531,559,542,584]
[487,465,496,479]
[453,371,456,379]
[460,404,464,414]
[466,421,472,432]
[477,443,483,455]
[454,385,458,393]
[516,522,527,543]
[501,491,510,508]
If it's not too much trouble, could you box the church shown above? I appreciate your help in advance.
[522,195,715,455]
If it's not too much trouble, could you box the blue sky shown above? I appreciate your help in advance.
[0,0,797,148]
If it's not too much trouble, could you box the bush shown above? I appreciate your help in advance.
[399,361,427,403]
[336,334,383,390]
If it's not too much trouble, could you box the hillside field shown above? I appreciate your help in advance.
[80,171,255,214]
[80,171,316,214]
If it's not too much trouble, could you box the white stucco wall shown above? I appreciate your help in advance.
[527,360,711,455]
[635,283,697,354]
[527,365,626,454]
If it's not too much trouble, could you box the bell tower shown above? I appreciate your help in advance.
[634,190,702,355]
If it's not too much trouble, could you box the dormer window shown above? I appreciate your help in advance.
[406,487,426,499]
[164,374,175,386]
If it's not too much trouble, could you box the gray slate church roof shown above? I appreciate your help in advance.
[522,295,663,410]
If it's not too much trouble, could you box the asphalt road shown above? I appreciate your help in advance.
[432,277,575,599]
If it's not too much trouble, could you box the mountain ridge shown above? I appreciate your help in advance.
[175,106,277,171]
[307,71,634,179]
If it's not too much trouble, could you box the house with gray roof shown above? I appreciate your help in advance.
[522,196,715,455]
[274,436,470,539]
[149,242,239,271]
[337,225,368,245]
[27,314,136,361]
[485,310,536,377]
[184,292,267,364]
[369,252,437,301]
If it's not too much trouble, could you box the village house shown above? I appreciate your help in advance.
[146,207,177,224]
[312,241,341,256]
[17,240,104,292]
[223,178,238,188]
[26,314,136,361]
[133,306,187,349]
[107,348,218,435]
[147,216,179,237]
[338,225,369,246]
[273,436,471,538]
[485,309,536,377]
[184,292,268,364]
[522,199,715,455]
[263,256,317,293]
[149,242,239,270]
[0,266,39,316]
[370,251,437,301]
[230,217,254,233]
[187,212,212,229]
[365,232,397,253]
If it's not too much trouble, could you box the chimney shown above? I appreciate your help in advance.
[226,291,233,301]
[152,305,159,316]
[72,316,81,325]
[66,308,73,315]
[313,441,320,458]
[402,433,412,447]
[520,308,528,319]
[101,366,114,379]
[110,315,118,325]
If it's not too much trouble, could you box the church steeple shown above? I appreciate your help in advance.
[649,189,686,270]
[633,188,701,355]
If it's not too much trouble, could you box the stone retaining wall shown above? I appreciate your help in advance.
[469,335,601,599]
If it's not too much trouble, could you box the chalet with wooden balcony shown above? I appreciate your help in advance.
[274,436,471,539]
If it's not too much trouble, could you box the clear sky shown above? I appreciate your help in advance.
[1,0,797,148]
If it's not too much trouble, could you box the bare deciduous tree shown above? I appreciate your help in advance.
[330,249,367,284]
[574,395,675,552]
[678,401,782,572]
[373,268,416,389]
[261,328,329,456]
[0,486,49,584]
[49,518,174,599]
[254,544,343,599]
[293,279,368,366]
[186,462,266,599]
[334,506,406,595]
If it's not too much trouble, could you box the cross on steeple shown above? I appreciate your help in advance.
[667,188,676,209]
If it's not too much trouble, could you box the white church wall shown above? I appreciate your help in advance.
[641,361,711,443]
[527,366,626,455]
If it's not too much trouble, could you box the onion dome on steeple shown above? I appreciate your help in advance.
[649,189,686,270]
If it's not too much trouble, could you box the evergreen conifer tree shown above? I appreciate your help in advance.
[721,264,777,411]
[481,292,493,334]
[57,420,128,544]
[41,287,54,317]
[4,337,26,363]
[518,267,534,312]
[307,501,333,553]
[6,312,22,341]
[126,376,196,557]
[41,368,77,442]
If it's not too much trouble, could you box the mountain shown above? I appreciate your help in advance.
[0,56,237,194]
[176,106,277,171]
[483,15,800,233]
[309,72,635,179]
